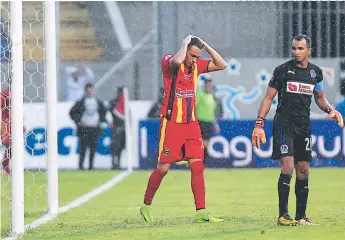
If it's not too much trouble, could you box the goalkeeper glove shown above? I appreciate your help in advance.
[252,117,267,149]
[327,107,344,128]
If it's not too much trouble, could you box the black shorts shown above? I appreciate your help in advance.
[199,121,214,140]
[272,121,312,163]
[111,126,126,153]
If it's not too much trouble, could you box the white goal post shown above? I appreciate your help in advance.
[8,1,58,237]
[5,1,135,238]
[10,0,25,236]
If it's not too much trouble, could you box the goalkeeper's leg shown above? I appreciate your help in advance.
[277,156,298,226]
[295,161,312,225]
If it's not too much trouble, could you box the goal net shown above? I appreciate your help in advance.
[1,1,58,238]
[1,2,133,238]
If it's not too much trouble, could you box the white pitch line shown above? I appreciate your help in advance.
[4,170,133,240]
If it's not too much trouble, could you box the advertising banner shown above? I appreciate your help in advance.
[138,119,345,169]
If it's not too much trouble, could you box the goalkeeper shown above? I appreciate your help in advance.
[252,34,343,226]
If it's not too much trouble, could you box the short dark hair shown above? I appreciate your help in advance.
[293,34,312,48]
[188,37,203,50]
[85,83,94,90]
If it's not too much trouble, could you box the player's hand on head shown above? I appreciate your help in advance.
[329,109,344,128]
[183,35,193,45]
[251,117,267,149]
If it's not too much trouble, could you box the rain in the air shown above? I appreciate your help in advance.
[0,1,344,239]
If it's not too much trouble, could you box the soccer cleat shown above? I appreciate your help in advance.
[140,204,153,223]
[175,160,189,166]
[277,214,298,226]
[195,209,224,223]
[1,170,9,176]
[297,217,312,226]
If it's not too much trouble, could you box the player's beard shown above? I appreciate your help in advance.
[293,57,303,64]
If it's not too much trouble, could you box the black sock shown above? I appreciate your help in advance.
[278,173,292,217]
[295,178,309,220]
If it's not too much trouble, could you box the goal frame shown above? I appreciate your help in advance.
[9,1,58,237]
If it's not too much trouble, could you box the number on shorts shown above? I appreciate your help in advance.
[305,137,312,151]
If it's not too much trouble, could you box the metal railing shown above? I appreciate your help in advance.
[276,1,345,58]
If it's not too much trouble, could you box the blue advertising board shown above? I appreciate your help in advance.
[25,127,112,156]
[138,119,345,169]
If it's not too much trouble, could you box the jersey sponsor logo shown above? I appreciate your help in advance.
[184,74,192,80]
[280,144,288,154]
[286,82,314,95]
[287,70,295,75]
[175,88,194,98]
[310,69,316,78]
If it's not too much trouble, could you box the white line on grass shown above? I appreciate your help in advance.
[4,170,133,240]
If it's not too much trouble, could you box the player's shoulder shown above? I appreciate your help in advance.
[308,62,323,74]
[274,59,294,73]
[162,53,174,61]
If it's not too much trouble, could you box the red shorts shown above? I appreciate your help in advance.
[158,118,204,163]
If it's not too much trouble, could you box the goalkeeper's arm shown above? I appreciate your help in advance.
[252,87,277,149]
[313,83,344,127]
[257,87,277,120]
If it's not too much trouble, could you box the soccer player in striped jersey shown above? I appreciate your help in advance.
[140,35,227,223]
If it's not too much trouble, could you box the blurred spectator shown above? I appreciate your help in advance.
[108,87,126,169]
[147,87,165,118]
[196,75,220,161]
[69,83,107,170]
[335,79,345,117]
[0,22,10,61]
[214,88,223,118]
[214,98,223,118]
[66,65,94,101]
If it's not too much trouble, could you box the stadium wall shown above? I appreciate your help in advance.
[4,101,344,170]
[139,119,345,169]
[0,58,341,106]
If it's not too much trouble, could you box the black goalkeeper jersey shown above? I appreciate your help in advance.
[268,59,323,126]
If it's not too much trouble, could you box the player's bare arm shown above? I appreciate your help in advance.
[257,87,277,119]
[196,37,227,72]
[251,87,277,149]
[169,35,193,68]
[313,90,344,127]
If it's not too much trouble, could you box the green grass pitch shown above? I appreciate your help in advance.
[2,168,345,240]
[1,170,121,238]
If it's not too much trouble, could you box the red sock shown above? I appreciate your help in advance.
[190,161,205,210]
[2,150,10,174]
[144,168,166,205]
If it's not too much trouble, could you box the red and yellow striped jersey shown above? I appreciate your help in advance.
[160,54,210,123]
